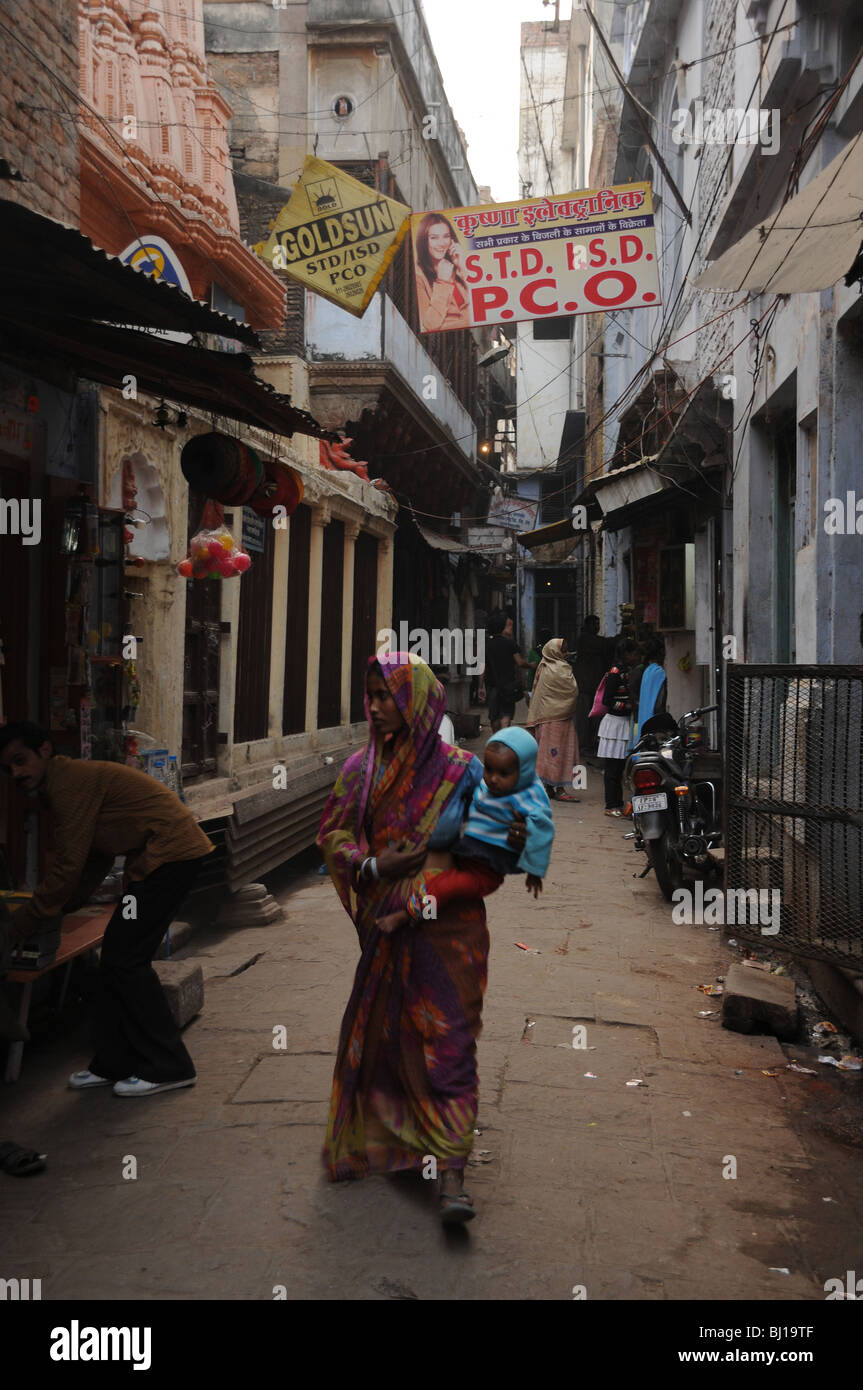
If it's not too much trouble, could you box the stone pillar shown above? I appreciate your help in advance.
[305,503,329,733]
[269,511,290,737]
[341,521,360,725]
[375,537,393,650]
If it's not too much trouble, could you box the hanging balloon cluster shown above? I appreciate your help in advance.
[177,433,304,581]
[177,525,250,580]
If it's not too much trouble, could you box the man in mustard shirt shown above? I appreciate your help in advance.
[0,722,214,1098]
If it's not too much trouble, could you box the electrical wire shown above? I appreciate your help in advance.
[399,296,773,524]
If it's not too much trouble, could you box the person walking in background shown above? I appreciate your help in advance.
[526,637,580,801]
[597,641,639,816]
[526,627,552,694]
[574,615,613,756]
[631,635,668,745]
[485,611,528,732]
[317,653,528,1225]
[0,722,213,1097]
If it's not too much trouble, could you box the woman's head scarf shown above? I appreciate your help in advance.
[317,652,474,917]
[526,637,579,725]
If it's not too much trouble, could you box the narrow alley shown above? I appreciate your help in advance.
[3,754,861,1302]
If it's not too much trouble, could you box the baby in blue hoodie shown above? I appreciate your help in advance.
[378,727,555,933]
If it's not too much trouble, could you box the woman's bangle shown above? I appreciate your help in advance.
[359,856,379,882]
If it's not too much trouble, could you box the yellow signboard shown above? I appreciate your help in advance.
[254,157,411,317]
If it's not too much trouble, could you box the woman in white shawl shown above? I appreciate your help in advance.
[525,637,580,801]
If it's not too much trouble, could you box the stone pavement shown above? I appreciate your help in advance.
[3,758,863,1301]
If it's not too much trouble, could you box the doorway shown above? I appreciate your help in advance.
[181,491,221,781]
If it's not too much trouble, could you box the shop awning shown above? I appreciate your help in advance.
[591,457,670,515]
[516,516,582,551]
[0,198,260,343]
[0,200,337,440]
[413,518,472,553]
[1,309,339,441]
[695,132,863,294]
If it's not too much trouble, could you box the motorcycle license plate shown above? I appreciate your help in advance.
[631,792,668,813]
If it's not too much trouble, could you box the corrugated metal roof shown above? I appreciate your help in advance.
[0,197,261,344]
[4,309,339,440]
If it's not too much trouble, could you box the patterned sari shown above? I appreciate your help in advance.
[317,653,488,1180]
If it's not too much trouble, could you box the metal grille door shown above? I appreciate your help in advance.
[725,665,863,964]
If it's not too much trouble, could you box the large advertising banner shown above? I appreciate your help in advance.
[254,157,411,318]
[410,182,661,333]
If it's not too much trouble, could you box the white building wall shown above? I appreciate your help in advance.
[517,18,577,474]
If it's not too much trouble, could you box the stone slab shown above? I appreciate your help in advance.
[153,960,204,1028]
[230,1053,335,1104]
[153,920,195,959]
[722,961,798,1040]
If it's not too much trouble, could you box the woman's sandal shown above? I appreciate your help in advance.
[439,1190,476,1225]
[0,1141,47,1176]
[438,1174,476,1225]
[604,808,624,817]
[556,792,580,802]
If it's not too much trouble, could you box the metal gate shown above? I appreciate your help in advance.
[725,665,863,964]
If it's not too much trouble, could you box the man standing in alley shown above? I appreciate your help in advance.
[0,723,213,1098]
[485,611,529,732]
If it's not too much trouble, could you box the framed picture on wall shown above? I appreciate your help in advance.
[658,543,695,630]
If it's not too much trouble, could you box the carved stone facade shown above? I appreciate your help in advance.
[78,0,283,328]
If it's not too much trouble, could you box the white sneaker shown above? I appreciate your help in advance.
[68,1069,113,1090]
[112,1076,196,1098]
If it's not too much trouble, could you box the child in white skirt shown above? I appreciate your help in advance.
[597,640,639,815]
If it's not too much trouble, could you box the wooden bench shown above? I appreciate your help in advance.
[5,905,114,1083]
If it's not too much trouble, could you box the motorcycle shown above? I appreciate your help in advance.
[624,704,723,901]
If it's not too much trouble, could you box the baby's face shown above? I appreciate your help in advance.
[483,743,520,796]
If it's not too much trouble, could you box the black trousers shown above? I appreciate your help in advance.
[89,857,206,1084]
[604,758,626,810]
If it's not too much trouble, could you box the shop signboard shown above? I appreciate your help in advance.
[241,507,266,554]
[118,236,193,294]
[486,495,539,531]
[410,182,661,333]
[254,157,411,318]
[0,404,36,458]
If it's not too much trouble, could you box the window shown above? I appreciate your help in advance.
[658,543,695,631]
[533,316,573,341]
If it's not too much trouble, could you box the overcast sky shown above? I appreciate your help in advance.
[422,0,573,203]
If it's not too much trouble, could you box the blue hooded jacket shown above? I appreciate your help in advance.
[461,727,555,878]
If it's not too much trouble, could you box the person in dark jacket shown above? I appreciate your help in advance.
[574,616,614,754]
[0,722,213,1098]
[484,612,528,731]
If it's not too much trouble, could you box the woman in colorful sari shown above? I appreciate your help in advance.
[525,637,580,801]
[317,652,524,1225]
